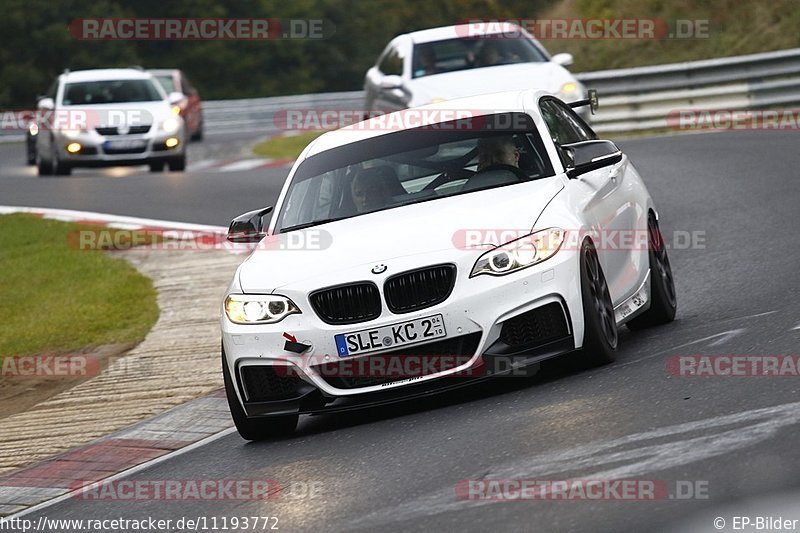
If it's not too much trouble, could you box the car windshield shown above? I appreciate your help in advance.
[276,112,554,233]
[61,79,163,105]
[412,37,548,79]
[153,75,177,94]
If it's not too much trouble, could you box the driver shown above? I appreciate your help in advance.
[351,166,394,213]
[476,136,520,172]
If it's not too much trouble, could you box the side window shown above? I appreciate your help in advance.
[378,46,403,76]
[540,99,595,145]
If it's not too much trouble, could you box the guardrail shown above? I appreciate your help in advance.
[575,47,800,132]
[4,47,798,144]
[200,47,800,136]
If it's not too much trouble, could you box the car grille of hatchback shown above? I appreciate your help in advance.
[315,332,482,389]
[309,282,382,325]
[498,302,570,348]
[95,125,151,135]
[383,264,456,313]
[239,366,310,402]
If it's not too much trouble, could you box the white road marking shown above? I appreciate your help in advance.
[706,328,745,347]
[216,159,272,172]
[617,328,747,369]
[351,401,800,527]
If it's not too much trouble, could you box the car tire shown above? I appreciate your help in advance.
[50,141,71,176]
[53,160,71,175]
[627,212,677,329]
[36,153,52,176]
[167,154,186,172]
[577,239,618,367]
[190,123,203,141]
[222,349,299,441]
[149,161,164,172]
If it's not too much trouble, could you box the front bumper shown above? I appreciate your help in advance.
[52,130,185,167]
[222,248,585,417]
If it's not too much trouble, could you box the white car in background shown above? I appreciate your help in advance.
[35,68,186,176]
[364,23,588,119]
[220,89,676,440]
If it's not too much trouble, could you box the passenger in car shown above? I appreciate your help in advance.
[476,136,520,171]
[351,166,405,213]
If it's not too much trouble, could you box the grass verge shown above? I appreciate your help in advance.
[0,214,159,357]
[252,131,327,160]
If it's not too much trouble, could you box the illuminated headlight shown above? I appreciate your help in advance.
[224,294,300,324]
[160,117,180,134]
[559,82,579,95]
[470,228,565,277]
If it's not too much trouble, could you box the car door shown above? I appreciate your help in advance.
[540,98,644,305]
[365,41,410,113]
[180,73,201,134]
[36,78,60,158]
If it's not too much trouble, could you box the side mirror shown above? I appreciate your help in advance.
[379,75,404,90]
[227,206,273,243]
[562,140,622,179]
[37,97,54,111]
[551,53,574,67]
[167,91,185,105]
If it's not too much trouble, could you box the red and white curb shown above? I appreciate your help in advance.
[0,206,244,517]
[188,157,294,173]
[0,391,234,517]
[0,206,261,255]
[0,206,226,234]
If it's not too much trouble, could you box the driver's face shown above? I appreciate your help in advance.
[351,179,384,213]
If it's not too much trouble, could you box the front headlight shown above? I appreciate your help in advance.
[160,117,180,134]
[470,228,565,277]
[224,294,301,324]
[559,81,579,96]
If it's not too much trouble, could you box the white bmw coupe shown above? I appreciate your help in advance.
[221,89,676,439]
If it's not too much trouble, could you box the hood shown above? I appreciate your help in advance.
[62,101,173,128]
[238,177,564,293]
[407,62,576,107]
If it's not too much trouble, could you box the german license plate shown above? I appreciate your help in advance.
[334,314,446,357]
[104,139,146,150]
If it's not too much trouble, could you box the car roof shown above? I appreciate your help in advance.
[302,88,548,159]
[60,68,154,83]
[147,69,179,76]
[404,22,524,44]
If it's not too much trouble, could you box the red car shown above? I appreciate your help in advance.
[149,69,204,141]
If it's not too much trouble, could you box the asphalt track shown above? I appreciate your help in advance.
[2,130,799,532]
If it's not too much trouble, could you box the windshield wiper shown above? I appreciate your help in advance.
[279,217,347,233]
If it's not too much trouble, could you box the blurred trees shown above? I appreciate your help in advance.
[0,0,552,107]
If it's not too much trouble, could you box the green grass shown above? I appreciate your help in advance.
[542,0,800,72]
[252,131,327,160]
[0,214,159,357]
